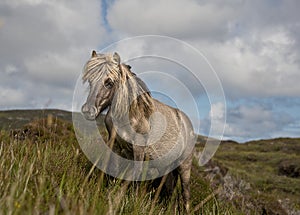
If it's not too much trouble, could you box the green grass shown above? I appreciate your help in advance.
[212,139,300,214]
[3,110,299,214]
[0,116,237,215]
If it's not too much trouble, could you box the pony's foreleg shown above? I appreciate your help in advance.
[105,113,117,148]
[107,126,117,148]
[104,115,118,172]
[98,124,117,183]
[133,144,145,180]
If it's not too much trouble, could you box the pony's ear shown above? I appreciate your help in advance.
[125,64,131,70]
[113,52,121,64]
[91,50,97,57]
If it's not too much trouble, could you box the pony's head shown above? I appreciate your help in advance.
[81,51,121,120]
[81,51,153,121]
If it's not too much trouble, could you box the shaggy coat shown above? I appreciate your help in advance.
[82,51,195,212]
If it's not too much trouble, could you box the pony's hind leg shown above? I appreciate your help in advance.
[178,153,193,213]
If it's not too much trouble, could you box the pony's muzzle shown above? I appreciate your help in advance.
[81,103,98,120]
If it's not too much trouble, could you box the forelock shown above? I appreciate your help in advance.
[82,53,120,83]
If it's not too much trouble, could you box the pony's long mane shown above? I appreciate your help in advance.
[82,53,154,119]
[114,64,154,119]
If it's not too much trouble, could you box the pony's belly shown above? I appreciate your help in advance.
[145,132,186,160]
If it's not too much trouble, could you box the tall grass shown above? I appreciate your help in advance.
[0,118,236,214]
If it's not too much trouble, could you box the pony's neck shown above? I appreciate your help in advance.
[111,76,154,120]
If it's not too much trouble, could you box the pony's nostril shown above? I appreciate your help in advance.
[81,103,89,113]
[81,104,98,120]
[91,106,98,115]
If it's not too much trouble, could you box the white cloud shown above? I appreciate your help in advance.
[206,102,226,140]
[4,64,18,75]
[200,27,300,98]
[218,104,292,141]
[107,0,241,39]
[105,0,300,98]
[209,102,225,120]
[0,0,108,109]
[201,102,295,142]
[24,48,87,88]
[0,87,26,106]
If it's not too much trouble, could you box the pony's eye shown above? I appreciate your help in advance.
[104,79,114,89]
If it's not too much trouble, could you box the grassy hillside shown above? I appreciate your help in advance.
[211,138,300,215]
[0,109,299,214]
[0,110,236,214]
[0,109,106,130]
[0,109,72,130]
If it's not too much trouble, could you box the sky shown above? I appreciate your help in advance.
[0,0,299,142]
